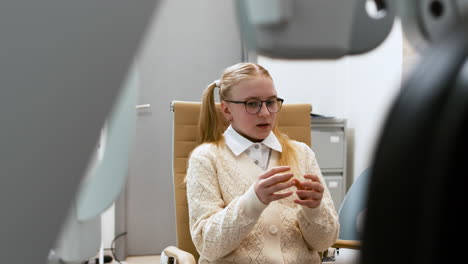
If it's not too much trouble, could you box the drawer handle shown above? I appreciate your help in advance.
[136,104,151,109]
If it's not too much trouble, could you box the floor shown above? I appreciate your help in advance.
[333,249,360,264]
[98,249,161,264]
[111,250,358,264]
[123,255,161,264]
[103,249,358,264]
[107,255,161,264]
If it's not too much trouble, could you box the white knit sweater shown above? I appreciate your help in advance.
[186,140,339,263]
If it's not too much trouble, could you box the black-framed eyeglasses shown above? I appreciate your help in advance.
[224,97,284,115]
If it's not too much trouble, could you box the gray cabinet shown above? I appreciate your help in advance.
[323,175,344,211]
[311,117,347,211]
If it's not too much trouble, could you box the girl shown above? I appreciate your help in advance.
[186,62,339,263]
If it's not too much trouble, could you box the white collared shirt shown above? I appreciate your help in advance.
[224,125,282,170]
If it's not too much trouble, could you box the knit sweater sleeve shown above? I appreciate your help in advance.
[295,142,340,252]
[186,144,267,261]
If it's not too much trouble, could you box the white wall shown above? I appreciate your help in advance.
[259,19,403,184]
[101,203,115,249]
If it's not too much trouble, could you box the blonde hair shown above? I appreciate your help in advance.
[199,62,298,169]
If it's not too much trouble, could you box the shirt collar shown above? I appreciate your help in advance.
[224,125,282,156]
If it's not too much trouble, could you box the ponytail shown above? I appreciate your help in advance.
[199,82,225,144]
[273,126,299,175]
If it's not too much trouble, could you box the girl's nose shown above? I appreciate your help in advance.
[257,102,270,116]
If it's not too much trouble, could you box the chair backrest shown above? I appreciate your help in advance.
[337,167,371,241]
[171,100,312,260]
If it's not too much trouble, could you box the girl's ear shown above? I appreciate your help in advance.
[220,101,232,122]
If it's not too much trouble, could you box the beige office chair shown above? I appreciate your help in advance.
[164,100,312,263]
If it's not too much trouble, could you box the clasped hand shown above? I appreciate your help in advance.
[254,166,324,208]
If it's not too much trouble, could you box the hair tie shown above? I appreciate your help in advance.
[214,79,220,88]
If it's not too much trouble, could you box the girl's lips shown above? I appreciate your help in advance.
[256,123,271,130]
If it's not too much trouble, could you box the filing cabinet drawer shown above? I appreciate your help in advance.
[324,175,344,211]
[311,129,345,169]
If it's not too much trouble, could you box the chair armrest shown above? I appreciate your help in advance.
[331,239,361,250]
[162,246,196,264]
